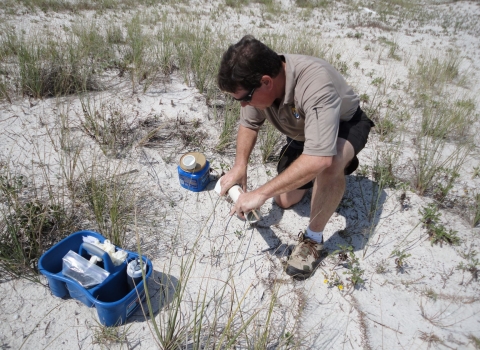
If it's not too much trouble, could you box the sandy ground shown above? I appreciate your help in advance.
[1,1,480,349]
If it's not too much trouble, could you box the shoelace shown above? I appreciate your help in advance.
[297,238,320,260]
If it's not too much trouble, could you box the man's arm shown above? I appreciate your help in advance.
[231,154,332,217]
[219,125,258,195]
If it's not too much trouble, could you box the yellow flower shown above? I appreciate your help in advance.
[324,279,328,284]
[338,285,344,290]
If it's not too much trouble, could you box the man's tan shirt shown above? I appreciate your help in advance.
[240,54,359,157]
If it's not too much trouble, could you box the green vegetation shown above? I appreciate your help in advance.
[259,123,282,163]
[331,245,365,289]
[420,204,460,247]
[0,169,78,279]
[215,96,241,152]
[391,249,411,271]
[0,0,478,348]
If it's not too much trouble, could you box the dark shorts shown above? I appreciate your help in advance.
[277,106,374,190]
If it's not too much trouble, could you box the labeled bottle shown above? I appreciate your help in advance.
[178,152,210,192]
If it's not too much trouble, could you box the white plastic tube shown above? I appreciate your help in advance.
[214,177,260,224]
[227,185,242,202]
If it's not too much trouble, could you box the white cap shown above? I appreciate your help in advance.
[182,155,196,170]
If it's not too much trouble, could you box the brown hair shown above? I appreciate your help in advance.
[217,35,282,93]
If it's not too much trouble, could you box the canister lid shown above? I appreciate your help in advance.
[182,155,196,170]
[179,152,207,172]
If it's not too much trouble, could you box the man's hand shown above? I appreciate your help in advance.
[219,164,248,195]
[230,189,267,220]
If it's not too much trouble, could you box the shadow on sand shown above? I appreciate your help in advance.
[128,270,179,323]
[250,175,388,258]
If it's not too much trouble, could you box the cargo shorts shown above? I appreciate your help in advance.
[277,106,374,189]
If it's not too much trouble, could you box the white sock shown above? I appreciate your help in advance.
[305,227,323,243]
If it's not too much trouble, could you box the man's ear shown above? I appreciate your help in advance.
[261,75,273,88]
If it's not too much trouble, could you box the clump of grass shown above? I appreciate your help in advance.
[409,50,465,92]
[408,51,474,205]
[419,203,441,228]
[124,14,151,90]
[470,192,480,228]
[215,96,240,152]
[0,171,77,278]
[259,123,282,163]
[17,38,100,98]
[76,160,136,247]
[72,21,114,63]
[80,97,139,158]
[154,21,177,76]
[344,255,365,288]
[412,135,470,197]
[378,36,401,61]
[5,0,175,13]
[0,25,105,99]
[106,24,125,45]
[225,0,250,8]
[295,0,332,9]
[92,322,130,345]
[421,288,438,301]
[374,109,397,141]
[361,74,391,122]
[144,256,261,348]
[173,23,226,97]
[0,77,12,103]
[432,169,459,205]
[419,97,478,142]
[372,151,398,190]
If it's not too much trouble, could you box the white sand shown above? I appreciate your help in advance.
[0,1,479,349]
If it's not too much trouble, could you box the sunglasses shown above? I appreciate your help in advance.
[233,87,256,102]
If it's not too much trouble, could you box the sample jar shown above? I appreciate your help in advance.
[178,152,210,192]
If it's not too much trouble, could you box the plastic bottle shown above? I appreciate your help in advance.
[126,258,145,290]
[178,152,210,192]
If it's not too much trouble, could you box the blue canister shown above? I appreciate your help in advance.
[178,152,210,192]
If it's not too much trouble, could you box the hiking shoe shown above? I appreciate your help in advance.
[285,232,324,280]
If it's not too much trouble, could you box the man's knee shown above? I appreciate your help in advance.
[322,156,349,177]
[324,140,355,176]
[274,195,292,209]
[274,190,306,209]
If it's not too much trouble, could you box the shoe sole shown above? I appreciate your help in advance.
[285,252,327,280]
[285,266,313,281]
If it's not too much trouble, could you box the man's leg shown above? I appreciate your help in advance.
[274,189,306,208]
[309,138,355,232]
[285,106,374,280]
[274,138,311,208]
[285,138,354,280]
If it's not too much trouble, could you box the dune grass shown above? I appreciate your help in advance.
[0,1,478,348]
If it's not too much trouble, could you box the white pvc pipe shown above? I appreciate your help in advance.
[227,185,243,202]
[214,177,260,224]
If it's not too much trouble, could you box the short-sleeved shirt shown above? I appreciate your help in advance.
[240,54,359,157]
